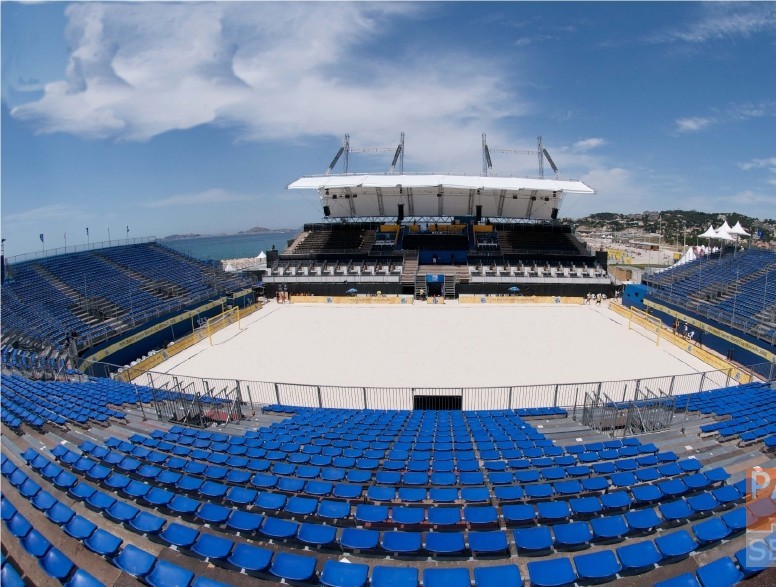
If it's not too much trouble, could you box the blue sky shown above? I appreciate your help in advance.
[2,1,775,257]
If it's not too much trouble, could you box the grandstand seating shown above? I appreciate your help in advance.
[1,242,252,363]
[643,249,776,343]
[1,371,775,586]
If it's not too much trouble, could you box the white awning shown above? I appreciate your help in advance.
[288,173,595,220]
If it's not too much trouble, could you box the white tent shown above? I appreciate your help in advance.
[256,251,268,268]
[718,220,733,234]
[714,228,735,241]
[699,225,717,239]
[729,221,750,237]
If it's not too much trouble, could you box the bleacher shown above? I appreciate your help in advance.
[643,249,776,344]
[2,371,775,587]
[495,223,588,257]
[1,243,252,358]
[291,225,370,255]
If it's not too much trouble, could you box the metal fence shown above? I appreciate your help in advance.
[6,237,157,265]
[120,361,773,413]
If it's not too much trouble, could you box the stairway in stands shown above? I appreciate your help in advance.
[400,250,418,289]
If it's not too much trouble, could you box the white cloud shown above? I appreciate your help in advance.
[10,2,527,170]
[652,3,776,44]
[675,116,715,133]
[4,203,78,224]
[141,188,257,209]
[573,138,606,152]
[739,157,776,172]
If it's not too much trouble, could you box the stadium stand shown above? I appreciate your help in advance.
[642,249,776,344]
[1,242,253,375]
[2,369,775,586]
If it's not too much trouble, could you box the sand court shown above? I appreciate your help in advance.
[151,301,715,394]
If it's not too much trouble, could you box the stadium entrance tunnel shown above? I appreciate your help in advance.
[413,395,463,411]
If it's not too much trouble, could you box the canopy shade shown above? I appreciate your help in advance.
[288,173,595,220]
[699,225,717,239]
[729,221,750,237]
[714,229,735,241]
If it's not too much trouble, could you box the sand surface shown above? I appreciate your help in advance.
[152,301,714,392]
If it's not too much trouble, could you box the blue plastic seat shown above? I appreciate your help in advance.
[569,496,602,518]
[195,502,230,525]
[285,496,318,516]
[168,494,201,516]
[426,531,466,556]
[660,498,693,522]
[63,515,96,540]
[527,557,577,587]
[734,545,770,577]
[590,515,629,541]
[259,516,298,539]
[616,539,662,574]
[84,528,123,557]
[424,568,470,587]
[225,510,263,534]
[371,566,419,587]
[428,507,461,527]
[113,544,156,578]
[553,521,593,549]
[355,504,389,524]
[687,493,719,515]
[269,552,317,582]
[469,530,509,555]
[129,511,165,535]
[692,517,731,545]
[392,506,425,525]
[536,500,570,522]
[720,507,746,533]
[145,559,194,587]
[464,506,498,525]
[320,560,369,587]
[318,499,351,521]
[159,522,199,548]
[625,508,662,533]
[381,530,422,554]
[340,528,379,551]
[38,546,74,580]
[104,501,138,524]
[514,526,553,552]
[43,500,74,527]
[63,569,104,587]
[632,484,663,505]
[696,555,744,587]
[191,533,233,561]
[574,550,622,582]
[653,574,702,587]
[473,564,522,587]
[656,529,698,559]
[502,504,536,525]
[298,523,338,547]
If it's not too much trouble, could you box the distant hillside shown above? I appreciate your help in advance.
[238,227,296,234]
[564,210,775,244]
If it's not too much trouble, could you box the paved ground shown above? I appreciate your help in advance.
[148,301,717,406]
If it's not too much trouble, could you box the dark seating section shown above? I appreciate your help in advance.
[643,249,776,343]
[293,225,368,255]
[494,223,588,257]
[1,242,252,356]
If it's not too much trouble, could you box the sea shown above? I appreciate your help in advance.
[163,231,299,262]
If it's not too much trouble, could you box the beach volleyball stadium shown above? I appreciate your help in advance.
[2,136,776,587]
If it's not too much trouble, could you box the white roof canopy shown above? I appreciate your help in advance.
[729,221,750,237]
[288,173,595,220]
[699,225,717,239]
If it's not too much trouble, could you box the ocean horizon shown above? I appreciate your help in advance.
[163,231,299,262]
